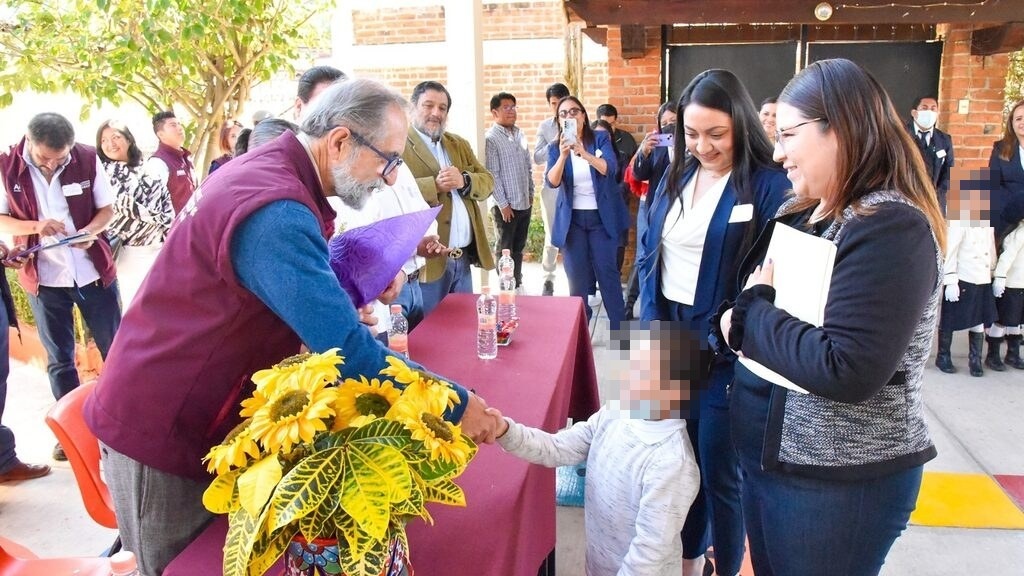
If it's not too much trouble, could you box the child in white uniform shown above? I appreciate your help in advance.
[488,321,701,576]
[992,212,1024,369]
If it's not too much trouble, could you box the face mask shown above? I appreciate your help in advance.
[915,110,938,130]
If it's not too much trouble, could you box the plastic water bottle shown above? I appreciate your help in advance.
[497,248,517,325]
[109,550,141,576]
[388,304,409,357]
[477,287,498,359]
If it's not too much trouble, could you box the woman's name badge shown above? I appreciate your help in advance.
[728,203,754,223]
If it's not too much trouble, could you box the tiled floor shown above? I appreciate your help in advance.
[2,261,1023,575]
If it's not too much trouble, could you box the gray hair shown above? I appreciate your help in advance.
[300,78,407,141]
[28,113,75,150]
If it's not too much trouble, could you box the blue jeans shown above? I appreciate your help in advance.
[562,210,625,325]
[26,281,121,400]
[419,257,474,318]
[740,455,922,576]
[0,301,15,473]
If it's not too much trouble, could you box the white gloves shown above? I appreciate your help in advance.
[944,284,960,302]
[993,278,1007,298]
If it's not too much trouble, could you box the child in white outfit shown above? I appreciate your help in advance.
[488,321,700,576]
[992,214,1024,369]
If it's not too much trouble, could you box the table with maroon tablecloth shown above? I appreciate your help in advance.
[405,294,600,576]
[164,294,599,576]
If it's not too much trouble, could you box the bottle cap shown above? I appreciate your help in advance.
[110,550,137,572]
[502,248,511,256]
[390,304,403,314]
[481,286,491,294]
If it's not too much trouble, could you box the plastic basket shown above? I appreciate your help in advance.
[555,461,586,507]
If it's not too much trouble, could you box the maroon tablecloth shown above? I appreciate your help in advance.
[164,294,599,576]
[405,294,600,576]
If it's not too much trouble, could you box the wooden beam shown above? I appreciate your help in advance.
[582,26,607,46]
[665,23,937,44]
[620,24,647,59]
[971,22,1024,55]
[566,0,1022,26]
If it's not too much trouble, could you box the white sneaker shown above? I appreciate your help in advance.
[588,290,602,307]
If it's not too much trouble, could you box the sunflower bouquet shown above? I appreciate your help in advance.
[201,349,477,576]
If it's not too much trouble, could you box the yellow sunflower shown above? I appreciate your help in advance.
[387,379,449,425]
[379,355,419,385]
[204,418,261,474]
[251,348,344,397]
[405,412,475,467]
[248,379,338,454]
[333,376,402,431]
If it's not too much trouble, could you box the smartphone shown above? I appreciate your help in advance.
[653,133,674,147]
[562,118,578,145]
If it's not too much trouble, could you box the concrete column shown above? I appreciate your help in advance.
[443,0,485,155]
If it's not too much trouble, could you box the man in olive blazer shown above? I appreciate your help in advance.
[403,81,495,316]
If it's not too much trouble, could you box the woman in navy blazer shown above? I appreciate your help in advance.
[637,70,789,576]
[546,96,629,324]
[990,99,1024,237]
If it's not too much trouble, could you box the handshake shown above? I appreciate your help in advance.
[458,392,510,444]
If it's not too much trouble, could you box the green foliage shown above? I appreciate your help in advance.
[5,267,33,326]
[0,0,330,175]
[525,194,547,258]
[1007,49,1024,109]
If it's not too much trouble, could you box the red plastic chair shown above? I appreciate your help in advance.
[0,536,112,576]
[44,381,119,531]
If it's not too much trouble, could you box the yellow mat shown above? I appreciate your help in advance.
[911,472,1024,529]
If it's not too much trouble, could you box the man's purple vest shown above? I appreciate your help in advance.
[0,139,115,296]
[84,132,336,479]
[150,141,196,214]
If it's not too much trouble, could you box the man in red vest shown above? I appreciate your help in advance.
[85,78,500,575]
[0,113,121,462]
[147,110,196,213]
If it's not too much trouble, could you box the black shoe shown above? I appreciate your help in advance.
[53,442,67,462]
[968,332,985,377]
[542,280,554,296]
[624,307,635,321]
[935,330,956,373]
[985,336,1007,371]
[1004,334,1024,369]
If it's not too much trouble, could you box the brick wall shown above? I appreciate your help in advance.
[482,1,565,40]
[352,6,445,45]
[937,23,1010,168]
[351,66,449,101]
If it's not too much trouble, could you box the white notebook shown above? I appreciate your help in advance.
[737,223,836,394]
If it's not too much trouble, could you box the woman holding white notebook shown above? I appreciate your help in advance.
[717,59,946,575]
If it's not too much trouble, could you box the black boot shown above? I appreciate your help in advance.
[1005,334,1024,369]
[935,330,956,373]
[968,332,985,377]
[985,336,1008,371]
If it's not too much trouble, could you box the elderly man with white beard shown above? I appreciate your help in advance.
[84,78,501,576]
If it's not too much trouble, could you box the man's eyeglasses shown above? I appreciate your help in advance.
[774,118,825,153]
[498,105,517,112]
[558,108,583,119]
[348,129,404,178]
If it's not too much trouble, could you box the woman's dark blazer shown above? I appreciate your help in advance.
[545,130,629,248]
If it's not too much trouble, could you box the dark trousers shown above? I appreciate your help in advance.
[26,281,121,400]
[395,278,424,331]
[0,302,15,473]
[492,205,532,287]
[699,405,746,575]
[739,452,921,575]
[562,210,625,325]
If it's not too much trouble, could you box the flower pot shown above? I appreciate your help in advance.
[284,535,411,576]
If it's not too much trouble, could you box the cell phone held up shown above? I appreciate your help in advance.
[653,133,674,147]
[562,118,578,145]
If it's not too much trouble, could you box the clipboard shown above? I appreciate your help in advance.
[9,232,98,260]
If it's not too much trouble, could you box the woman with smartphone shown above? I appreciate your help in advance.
[545,96,629,325]
[636,70,790,576]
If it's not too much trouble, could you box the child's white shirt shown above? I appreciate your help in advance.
[943,222,995,285]
[497,405,699,576]
[995,223,1024,288]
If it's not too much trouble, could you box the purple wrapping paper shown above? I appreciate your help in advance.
[329,206,441,308]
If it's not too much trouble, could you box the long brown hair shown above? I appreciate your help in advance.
[997,99,1024,162]
[779,59,945,252]
[554,96,596,149]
